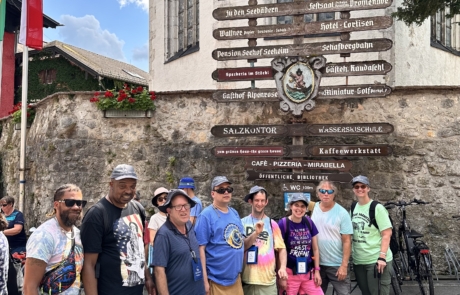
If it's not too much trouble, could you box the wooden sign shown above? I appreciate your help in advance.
[212,67,273,82]
[213,0,393,20]
[213,38,393,61]
[323,61,392,77]
[246,170,353,183]
[213,17,392,40]
[245,158,352,171]
[282,183,316,192]
[307,145,393,157]
[317,85,392,99]
[212,88,279,102]
[212,146,286,157]
[307,123,394,136]
[211,125,288,137]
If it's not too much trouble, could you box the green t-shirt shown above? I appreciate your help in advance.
[351,200,393,265]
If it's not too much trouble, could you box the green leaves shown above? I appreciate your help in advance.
[392,0,460,26]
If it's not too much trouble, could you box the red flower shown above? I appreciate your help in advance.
[128,98,135,103]
[104,91,113,97]
[117,97,124,102]
[137,86,143,92]
[150,93,156,100]
[131,89,137,95]
[95,91,100,96]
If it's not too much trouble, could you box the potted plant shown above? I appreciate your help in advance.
[8,103,35,130]
[90,84,156,118]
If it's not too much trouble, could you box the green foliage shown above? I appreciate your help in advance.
[90,84,156,111]
[9,103,35,124]
[392,0,460,26]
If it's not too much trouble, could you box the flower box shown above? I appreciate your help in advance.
[14,123,31,130]
[103,110,152,118]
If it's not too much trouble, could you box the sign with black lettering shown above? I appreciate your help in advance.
[307,145,393,156]
[245,158,352,171]
[246,170,353,183]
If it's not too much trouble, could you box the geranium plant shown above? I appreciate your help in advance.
[90,84,156,111]
[8,103,36,124]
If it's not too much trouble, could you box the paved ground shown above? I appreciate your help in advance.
[324,279,460,295]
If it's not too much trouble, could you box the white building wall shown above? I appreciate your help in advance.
[149,0,460,92]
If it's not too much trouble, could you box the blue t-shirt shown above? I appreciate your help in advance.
[190,196,203,218]
[311,203,353,266]
[5,210,27,251]
[153,219,205,295]
[195,206,244,286]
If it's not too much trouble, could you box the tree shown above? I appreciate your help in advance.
[393,0,460,26]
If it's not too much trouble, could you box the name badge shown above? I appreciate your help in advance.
[296,257,307,274]
[192,258,203,281]
[247,245,258,264]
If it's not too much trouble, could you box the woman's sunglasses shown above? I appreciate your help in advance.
[353,184,367,190]
[57,199,87,208]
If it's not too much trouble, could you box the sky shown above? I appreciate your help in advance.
[42,0,149,72]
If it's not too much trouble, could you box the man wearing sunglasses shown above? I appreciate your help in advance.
[81,164,155,295]
[311,180,353,295]
[24,183,86,295]
[195,176,245,295]
[152,189,205,295]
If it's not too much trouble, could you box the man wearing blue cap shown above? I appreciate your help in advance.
[81,164,155,295]
[178,177,202,225]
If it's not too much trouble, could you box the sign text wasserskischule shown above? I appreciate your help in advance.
[212,39,392,61]
[307,123,394,135]
[213,17,392,40]
[245,158,352,171]
[246,170,354,183]
[307,145,393,156]
[213,0,393,21]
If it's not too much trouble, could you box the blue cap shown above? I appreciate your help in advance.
[110,164,138,180]
[178,177,195,189]
[211,176,232,190]
[352,175,370,187]
[244,185,267,202]
[288,193,309,207]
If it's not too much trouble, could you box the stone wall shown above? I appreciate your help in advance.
[1,90,460,272]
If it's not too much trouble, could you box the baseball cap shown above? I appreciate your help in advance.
[244,185,267,202]
[158,189,196,213]
[352,175,370,187]
[110,164,138,180]
[178,177,195,189]
[211,176,232,190]
[288,193,309,207]
[152,187,169,207]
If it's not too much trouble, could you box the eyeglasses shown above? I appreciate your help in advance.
[1,204,8,207]
[353,184,367,190]
[213,187,234,194]
[319,189,334,194]
[157,196,166,202]
[171,203,191,211]
[57,199,87,208]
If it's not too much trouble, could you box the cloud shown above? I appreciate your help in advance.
[118,0,148,12]
[58,15,126,61]
[132,43,149,61]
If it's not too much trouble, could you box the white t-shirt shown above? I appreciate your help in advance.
[148,213,167,231]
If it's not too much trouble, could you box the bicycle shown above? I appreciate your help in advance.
[384,199,434,295]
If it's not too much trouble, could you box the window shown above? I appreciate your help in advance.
[165,0,199,62]
[431,9,460,54]
[38,69,57,84]
[276,0,335,25]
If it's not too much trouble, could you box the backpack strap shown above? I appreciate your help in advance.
[350,201,357,217]
[82,201,110,234]
[369,200,380,230]
[132,200,146,225]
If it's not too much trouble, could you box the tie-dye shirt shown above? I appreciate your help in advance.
[241,215,286,285]
[0,232,8,295]
[27,218,84,295]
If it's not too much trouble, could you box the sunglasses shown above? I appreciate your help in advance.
[353,184,367,190]
[1,204,8,207]
[157,196,166,202]
[213,187,234,194]
[318,189,334,194]
[57,199,87,208]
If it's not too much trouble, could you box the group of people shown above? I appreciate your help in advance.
[0,164,394,295]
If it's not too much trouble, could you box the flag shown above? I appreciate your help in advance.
[0,0,6,41]
[19,0,43,50]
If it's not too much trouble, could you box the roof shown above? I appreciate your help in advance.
[28,41,150,86]
[5,0,61,31]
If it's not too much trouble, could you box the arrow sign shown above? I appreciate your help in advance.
[212,145,307,157]
[211,125,288,137]
[212,67,274,82]
[213,16,393,40]
[245,158,352,171]
[213,38,393,61]
[307,145,393,157]
[213,0,393,21]
[212,88,280,102]
[317,85,392,99]
[246,170,353,183]
[307,123,394,135]
[323,60,392,77]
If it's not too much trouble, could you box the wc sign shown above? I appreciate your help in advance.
[282,183,315,211]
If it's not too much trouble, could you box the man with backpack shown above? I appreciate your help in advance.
[240,186,288,295]
[81,164,156,295]
[311,180,353,295]
[350,175,393,295]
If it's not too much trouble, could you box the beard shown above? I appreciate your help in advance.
[60,210,82,227]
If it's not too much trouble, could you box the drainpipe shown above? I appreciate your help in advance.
[18,48,29,213]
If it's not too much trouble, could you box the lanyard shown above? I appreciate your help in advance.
[175,224,197,263]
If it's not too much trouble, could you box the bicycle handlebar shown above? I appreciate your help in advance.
[384,198,430,209]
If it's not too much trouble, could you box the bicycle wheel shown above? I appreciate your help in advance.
[390,264,402,295]
[398,233,411,279]
[417,253,434,295]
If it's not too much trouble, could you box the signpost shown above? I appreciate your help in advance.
[282,183,316,192]
[213,17,393,40]
[246,170,353,182]
[213,0,393,20]
[323,60,392,77]
[212,145,306,157]
[245,158,352,171]
[212,88,279,102]
[307,123,394,135]
[213,38,393,61]
[212,67,273,82]
[317,85,392,99]
[307,145,393,156]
